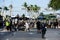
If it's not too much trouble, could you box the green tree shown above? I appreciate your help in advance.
[22,14,25,18]
[3,6,9,15]
[0,7,2,15]
[4,6,9,11]
[48,0,60,16]
[3,6,9,16]
[33,5,40,18]
[27,6,30,12]
[33,5,40,12]
[3,6,9,20]
[48,0,60,10]
[30,5,33,11]
[23,2,40,19]
[23,2,27,8]
[23,2,28,11]
[22,14,26,20]
[9,4,13,16]
[27,5,33,17]
[22,2,28,17]
[28,5,40,19]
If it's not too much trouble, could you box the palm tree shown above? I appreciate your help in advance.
[9,4,13,17]
[3,6,9,16]
[0,7,2,15]
[27,6,32,16]
[27,5,40,19]
[33,5,40,13]
[22,2,28,17]
[27,5,33,17]
[27,5,40,18]
[30,5,33,11]
[23,2,28,12]
[22,14,25,18]
[32,5,40,18]
[22,14,26,20]
[4,6,9,10]
[23,2,27,8]
[30,5,35,18]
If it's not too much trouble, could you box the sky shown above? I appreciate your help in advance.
[0,0,59,18]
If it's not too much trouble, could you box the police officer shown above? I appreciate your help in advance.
[41,21,46,38]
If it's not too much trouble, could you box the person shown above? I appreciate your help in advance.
[41,22,47,38]
[55,20,58,28]
[11,19,17,31]
[36,20,41,33]
[5,20,11,31]
[25,21,30,32]
[53,21,58,29]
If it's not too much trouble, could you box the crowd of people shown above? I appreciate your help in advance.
[47,19,59,29]
[3,18,60,38]
[3,19,47,38]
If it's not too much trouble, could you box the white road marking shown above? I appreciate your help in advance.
[29,32,34,34]
[6,38,9,40]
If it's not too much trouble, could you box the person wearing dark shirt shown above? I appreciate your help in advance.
[41,22,46,38]
[53,21,58,29]
[36,20,41,33]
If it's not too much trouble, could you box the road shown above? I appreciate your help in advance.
[0,28,60,40]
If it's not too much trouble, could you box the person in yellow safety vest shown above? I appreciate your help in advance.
[5,21,11,31]
[6,21,10,26]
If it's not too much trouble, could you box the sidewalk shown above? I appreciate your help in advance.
[0,29,8,32]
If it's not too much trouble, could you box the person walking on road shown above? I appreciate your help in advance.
[41,21,47,38]
[36,20,41,33]
[5,20,11,31]
[25,21,30,32]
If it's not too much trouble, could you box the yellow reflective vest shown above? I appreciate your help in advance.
[6,21,10,26]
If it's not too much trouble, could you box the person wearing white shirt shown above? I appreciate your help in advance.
[25,21,30,32]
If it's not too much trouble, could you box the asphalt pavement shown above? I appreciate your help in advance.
[0,28,60,40]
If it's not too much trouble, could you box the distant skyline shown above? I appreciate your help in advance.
[0,0,60,18]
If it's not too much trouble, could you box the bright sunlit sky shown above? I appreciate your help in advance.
[0,0,60,17]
